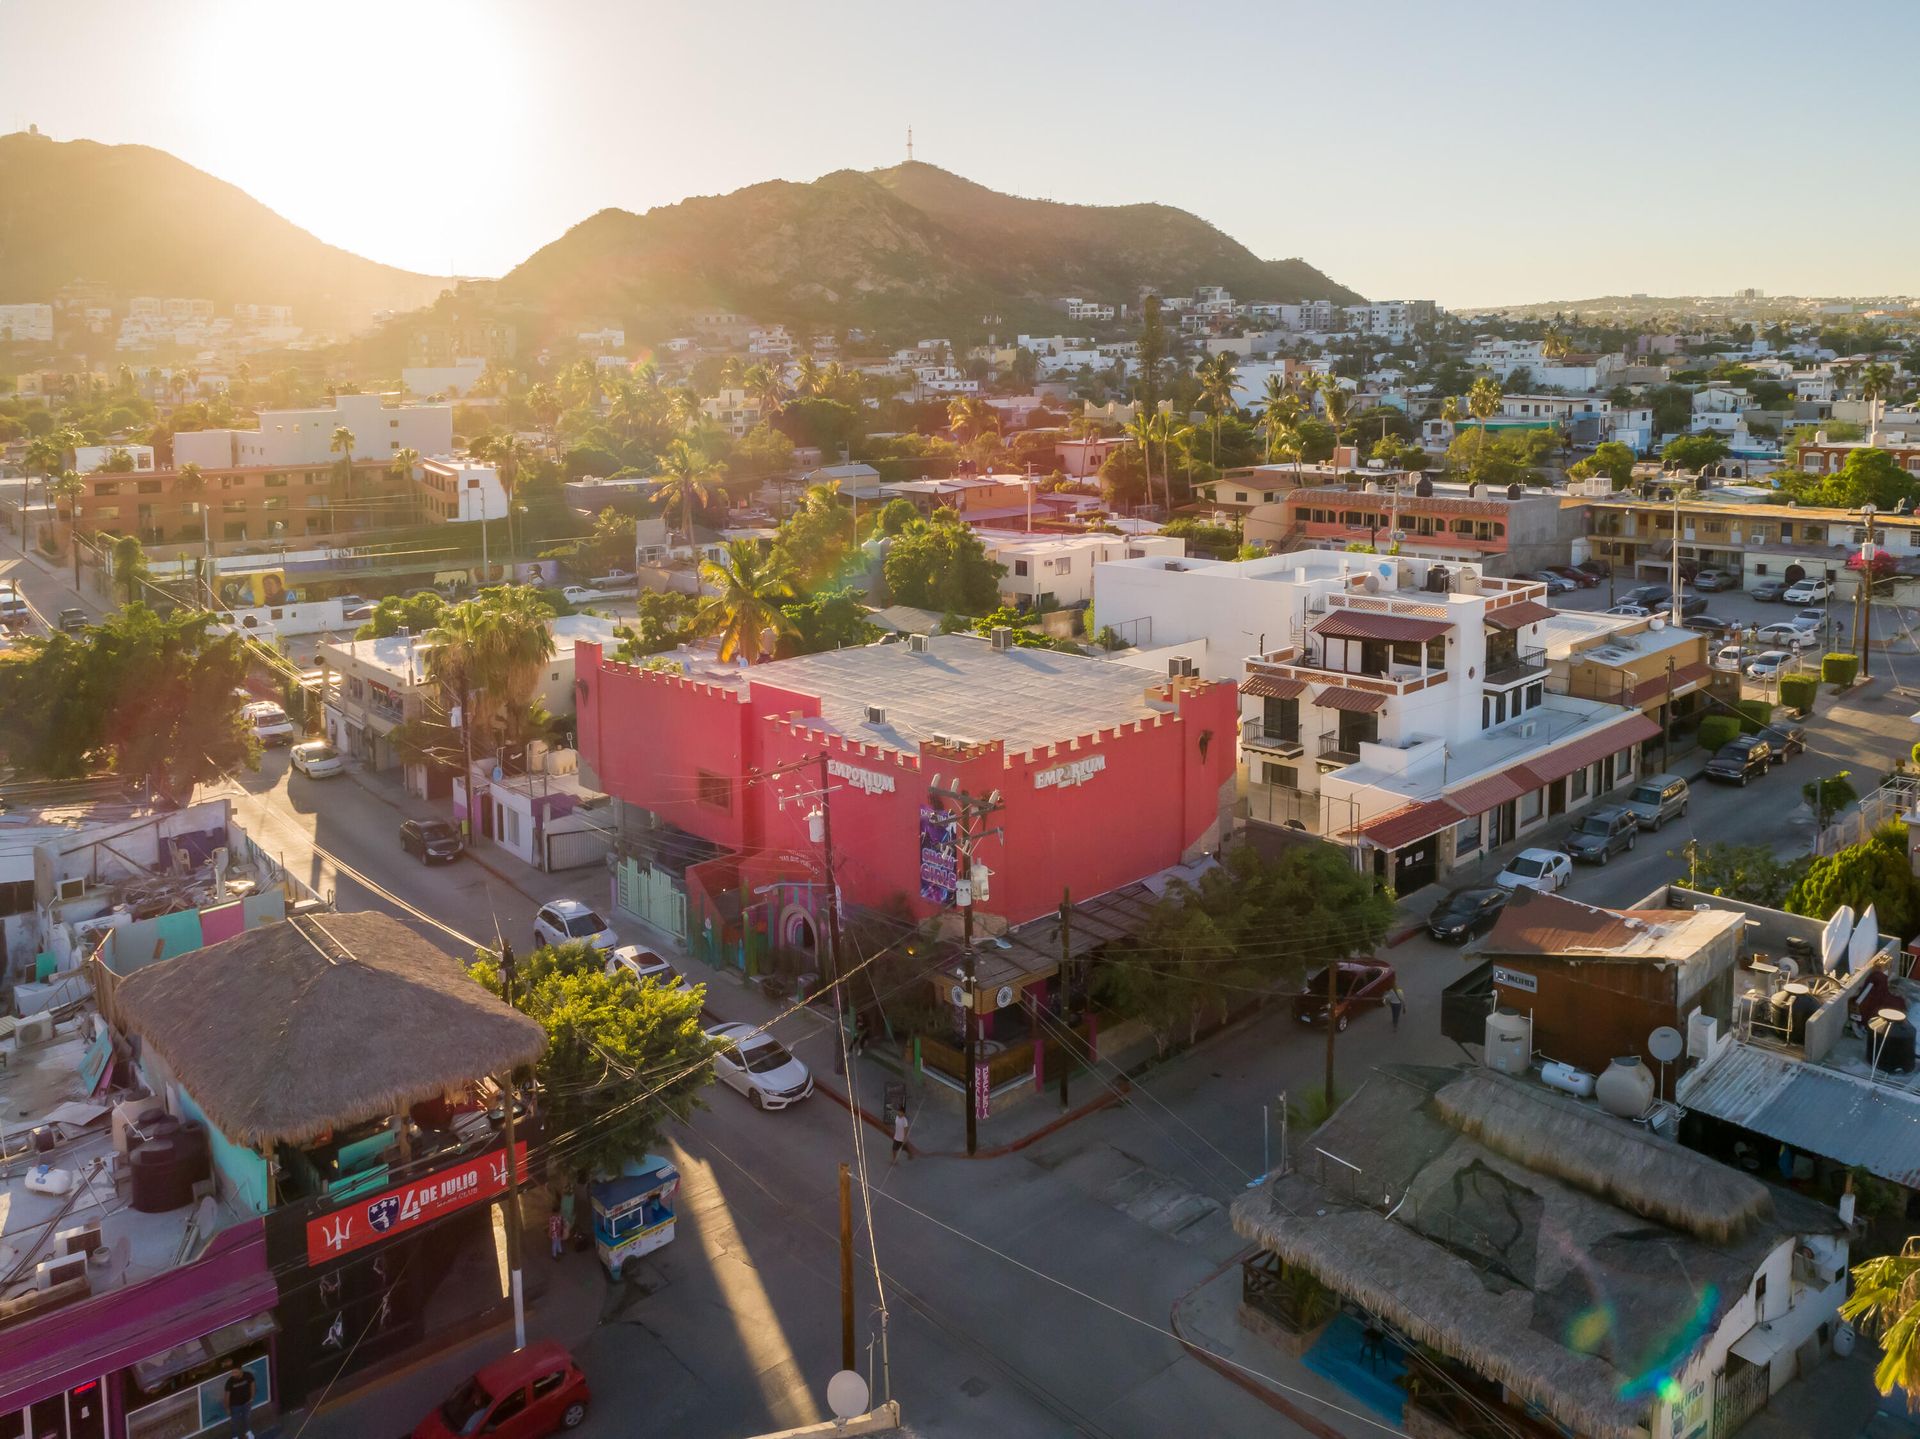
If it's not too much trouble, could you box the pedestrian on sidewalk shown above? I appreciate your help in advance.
[223,1360,256,1439]
[1386,986,1406,1032]
[548,1206,566,1261]
[890,1108,912,1164]
[559,1184,577,1247]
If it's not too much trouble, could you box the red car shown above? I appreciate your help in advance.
[1292,960,1397,1031]
[413,1343,590,1438]
[1545,565,1599,589]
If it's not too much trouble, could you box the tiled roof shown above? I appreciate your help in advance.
[1241,674,1308,700]
[1359,798,1466,850]
[1312,610,1453,643]
[1311,687,1387,713]
[1486,600,1557,631]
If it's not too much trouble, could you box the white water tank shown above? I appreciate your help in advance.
[1484,1010,1529,1074]
[1540,1060,1596,1098]
[1596,1056,1656,1118]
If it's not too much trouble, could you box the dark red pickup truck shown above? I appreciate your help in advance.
[1292,960,1397,1031]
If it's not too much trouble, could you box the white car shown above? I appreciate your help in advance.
[605,944,696,995]
[1783,579,1831,603]
[289,740,346,778]
[1754,623,1817,650]
[1495,848,1573,895]
[1606,603,1651,618]
[1791,609,1825,632]
[242,700,296,746]
[705,1021,813,1110]
[1745,650,1794,680]
[1713,643,1746,673]
[532,899,619,954]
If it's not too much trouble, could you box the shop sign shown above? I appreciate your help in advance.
[305,1142,526,1265]
[919,805,958,903]
[1034,753,1106,790]
[974,1062,991,1121]
[828,757,895,795]
[1492,965,1538,994]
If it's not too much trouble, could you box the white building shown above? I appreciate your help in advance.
[418,459,508,524]
[1059,297,1118,322]
[700,387,763,437]
[979,529,1184,610]
[1341,300,1435,340]
[176,393,454,469]
[72,443,157,475]
[0,303,54,342]
[577,327,626,349]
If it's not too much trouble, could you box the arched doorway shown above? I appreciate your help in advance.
[1783,563,1806,585]
[778,905,819,960]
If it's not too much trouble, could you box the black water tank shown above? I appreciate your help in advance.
[130,1139,195,1212]
[1415,477,1435,498]
[172,1120,212,1189]
[1789,991,1820,1045]
[1507,483,1523,500]
[1882,1019,1916,1075]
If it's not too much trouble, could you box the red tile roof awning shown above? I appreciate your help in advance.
[1360,798,1467,850]
[1447,771,1532,814]
[1485,600,1557,631]
[1312,610,1452,643]
[1241,673,1308,700]
[1628,662,1710,707]
[1447,713,1663,816]
[1311,687,1387,713]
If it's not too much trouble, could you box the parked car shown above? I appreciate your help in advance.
[411,1341,590,1439]
[1526,571,1576,595]
[1292,959,1397,1031]
[1566,806,1640,864]
[1676,593,1709,618]
[1683,615,1735,635]
[333,593,366,611]
[1713,643,1746,673]
[1620,585,1669,608]
[705,1020,814,1109]
[1749,579,1788,602]
[56,607,88,635]
[1691,569,1738,591]
[1621,774,1690,830]
[533,899,618,953]
[1744,650,1795,680]
[1545,565,1599,589]
[401,817,464,863]
[1495,847,1573,894]
[1763,724,1807,759]
[1572,560,1610,581]
[242,700,296,746]
[1790,609,1826,633]
[1783,578,1832,604]
[1427,888,1510,943]
[1755,623,1817,650]
[605,944,695,994]
[1706,735,1774,785]
[0,585,31,630]
[1607,603,1652,618]
[289,741,345,778]
[343,602,377,622]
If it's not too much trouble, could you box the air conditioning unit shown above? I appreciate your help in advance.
[15,1013,54,1046]
[36,1252,87,1291]
[906,634,929,654]
[56,1223,103,1257]
[57,877,86,902]
[865,705,888,724]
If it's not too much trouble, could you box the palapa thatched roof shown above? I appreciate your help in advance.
[1232,1065,1844,1439]
[114,911,546,1147]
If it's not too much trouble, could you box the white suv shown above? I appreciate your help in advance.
[243,701,296,746]
[1782,578,1831,604]
[533,899,618,954]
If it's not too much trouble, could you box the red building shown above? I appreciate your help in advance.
[577,634,1239,955]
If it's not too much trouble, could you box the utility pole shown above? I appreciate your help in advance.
[1860,503,1879,681]
[1323,958,1339,1102]
[926,778,1004,1157]
[1058,888,1073,1111]
[1662,656,1675,772]
[815,754,845,991]
[499,941,527,1350]
[838,1162,855,1372]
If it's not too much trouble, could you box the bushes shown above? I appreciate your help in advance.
[1778,675,1818,713]
[1697,715,1742,753]
[1823,652,1859,686]
[1733,699,1774,734]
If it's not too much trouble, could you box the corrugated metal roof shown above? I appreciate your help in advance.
[1311,687,1387,713]
[1313,610,1453,643]
[1241,673,1308,700]
[1359,797,1466,850]
[1681,1043,1920,1188]
[1486,600,1557,631]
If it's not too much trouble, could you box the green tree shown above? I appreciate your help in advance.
[1784,449,1919,511]
[1648,384,1693,437]
[583,507,638,576]
[1681,841,1808,907]
[882,511,1005,615]
[775,483,859,588]
[329,425,357,495]
[1159,518,1242,561]
[355,591,448,638]
[875,497,918,536]
[1466,376,1502,476]
[1569,440,1638,489]
[1196,352,1239,466]
[654,438,720,543]
[0,605,255,802]
[613,590,700,660]
[1661,433,1730,472]
[424,587,559,741]
[1137,295,1165,415]
[697,538,797,663]
[1786,823,1920,940]
[469,941,714,1180]
[782,587,880,654]
[109,534,148,606]
[1842,1237,1920,1412]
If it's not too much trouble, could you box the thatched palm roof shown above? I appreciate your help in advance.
[114,911,546,1147]
[1232,1066,1844,1439]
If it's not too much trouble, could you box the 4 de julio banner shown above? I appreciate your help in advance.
[305,1141,528,1265]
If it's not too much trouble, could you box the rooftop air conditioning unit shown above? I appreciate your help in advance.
[990,627,1014,651]
[865,705,887,724]
[57,877,85,902]
[56,1223,103,1257]
[36,1252,87,1291]
[906,634,929,654]
[15,1013,54,1046]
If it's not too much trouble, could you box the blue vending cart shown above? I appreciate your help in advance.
[592,1154,680,1279]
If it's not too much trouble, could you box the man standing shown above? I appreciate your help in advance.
[1386,986,1406,1032]
[890,1108,912,1165]
[224,1360,256,1439]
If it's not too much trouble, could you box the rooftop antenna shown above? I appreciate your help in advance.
[906,126,913,163]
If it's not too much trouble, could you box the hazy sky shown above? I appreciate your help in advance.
[5,0,1918,307]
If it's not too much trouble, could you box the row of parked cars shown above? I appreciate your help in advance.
[1517,562,1609,594]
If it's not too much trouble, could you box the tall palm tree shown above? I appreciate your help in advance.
[1861,361,1896,439]
[1842,1237,1920,1412]
[719,356,746,391]
[1258,374,1292,463]
[696,539,797,664]
[655,438,720,544]
[1197,353,1239,466]
[1124,409,1157,514]
[1151,410,1194,513]
[792,355,823,398]
[744,364,785,417]
[329,426,357,501]
[1317,376,1353,462]
[1440,395,1462,424]
[1466,377,1503,478]
[670,387,705,433]
[424,588,558,739]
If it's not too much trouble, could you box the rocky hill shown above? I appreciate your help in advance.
[0,132,451,335]
[494,161,1360,339]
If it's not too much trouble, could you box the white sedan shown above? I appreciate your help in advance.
[1606,604,1651,618]
[1745,650,1795,680]
[289,741,346,778]
[1754,623,1817,650]
[705,1021,813,1110]
[1495,848,1573,895]
[605,945,697,995]
[1783,579,1832,603]
[1713,643,1746,673]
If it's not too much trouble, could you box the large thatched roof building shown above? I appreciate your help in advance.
[113,911,546,1147]
[1232,1065,1847,1439]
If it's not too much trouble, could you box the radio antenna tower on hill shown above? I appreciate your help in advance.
[906,126,913,162]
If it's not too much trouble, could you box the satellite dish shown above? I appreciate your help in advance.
[826,1370,870,1421]
[1823,905,1856,973]
[1648,1026,1684,1063]
[1848,904,1880,973]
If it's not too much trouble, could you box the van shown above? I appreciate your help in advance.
[1621,773,1689,830]
[0,585,30,630]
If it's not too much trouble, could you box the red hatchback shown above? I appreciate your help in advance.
[412,1342,590,1438]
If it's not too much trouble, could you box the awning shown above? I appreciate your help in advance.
[1359,798,1467,850]
[1241,673,1308,700]
[1447,771,1531,814]
[1485,600,1557,631]
[1313,610,1452,643]
[1731,1323,1797,1367]
[1441,713,1662,817]
[1311,688,1387,713]
[1628,662,1710,707]
[0,1221,277,1411]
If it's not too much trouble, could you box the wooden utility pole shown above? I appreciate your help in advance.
[838,1162,855,1372]
[1323,959,1339,1102]
[499,941,526,1349]
[1058,888,1073,1111]
[926,780,1004,1157]
[1861,504,1879,681]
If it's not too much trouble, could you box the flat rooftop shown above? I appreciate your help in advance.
[1335,694,1630,805]
[709,633,1191,754]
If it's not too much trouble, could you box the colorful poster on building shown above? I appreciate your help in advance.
[304,1141,527,1265]
[919,805,957,903]
[974,1062,991,1121]
[216,569,287,609]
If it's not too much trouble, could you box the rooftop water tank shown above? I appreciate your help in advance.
[1595,1056,1655,1118]
[1484,1010,1529,1075]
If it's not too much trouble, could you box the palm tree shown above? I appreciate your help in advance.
[329,426,357,500]
[1258,374,1292,463]
[655,438,720,544]
[424,588,558,739]
[669,387,705,433]
[1440,395,1462,424]
[1317,376,1354,460]
[1842,1236,1920,1411]
[792,355,823,398]
[1124,409,1157,514]
[719,356,745,391]
[696,539,796,664]
[744,364,786,417]
[1197,353,1239,466]
[1151,410,1194,513]
[1861,361,1896,439]
[1466,377,1503,479]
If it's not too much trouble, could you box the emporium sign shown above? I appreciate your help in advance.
[827,757,896,795]
[304,1142,527,1265]
[1034,754,1107,790]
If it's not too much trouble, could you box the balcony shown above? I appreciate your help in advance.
[1250,647,1447,699]
[1241,718,1304,757]
[1482,646,1547,688]
[1319,734,1364,766]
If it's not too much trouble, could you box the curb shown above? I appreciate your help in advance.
[1169,1245,1353,1439]
[811,1072,1129,1159]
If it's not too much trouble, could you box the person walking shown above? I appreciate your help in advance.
[1386,986,1406,1032]
[548,1205,566,1261]
[223,1360,256,1439]
[890,1108,912,1164]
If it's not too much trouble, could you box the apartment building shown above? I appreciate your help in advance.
[1796,432,1920,475]
[1584,492,1920,590]
[979,529,1183,610]
[0,302,54,342]
[698,387,763,437]
[1245,476,1588,574]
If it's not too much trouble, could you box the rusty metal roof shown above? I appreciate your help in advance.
[1311,687,1387,713]
[1241,673,1308,700]
[1486,600,1557,631]
[1312,610,1453,643]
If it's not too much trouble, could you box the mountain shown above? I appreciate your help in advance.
[493,161,1360,339]
[0,132,450,335]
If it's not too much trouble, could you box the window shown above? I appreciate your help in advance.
[485,1389,528,1429]
[137,479,162,494]
[504,808,522,846]
[1235,491,1249,502]
[1056,557,1071,575]
[1456,814,1483,854]
[223,499,246,514]
[1526,682,1543,708]
[1755,1271,1768,1316]
[531,1371,567,1400]
[1571,767,1589,800]
[93,481,119,497]
[697,771,732,811]
[95,505,121,521]
[264,473,288,488]
[0,878,32,916]
[1263,762,1298,788]
[1013,560,1029,577]
[1520,788,1543,823]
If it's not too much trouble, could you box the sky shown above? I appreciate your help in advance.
[5,0,1920,308]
